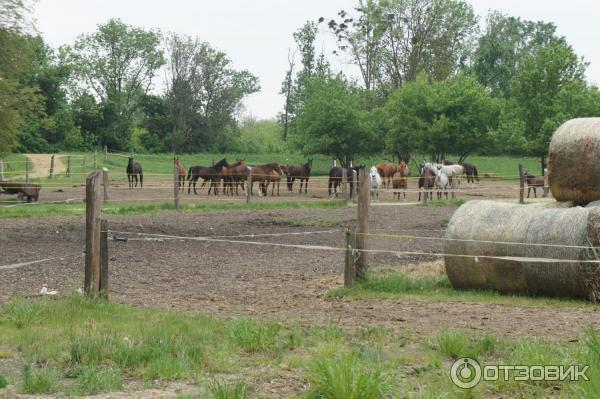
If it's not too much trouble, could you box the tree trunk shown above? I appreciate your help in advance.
[540,155,546,176]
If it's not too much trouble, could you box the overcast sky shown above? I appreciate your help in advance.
[34,0,600,120]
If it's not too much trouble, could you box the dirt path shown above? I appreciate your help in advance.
[24,154,66,178]
[1,205,599,343]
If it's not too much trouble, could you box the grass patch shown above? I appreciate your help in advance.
[0,374,7,389]
[0,199,347,219]
[420,199,466,207]
[21,364,61,394]
[330,269,595,308]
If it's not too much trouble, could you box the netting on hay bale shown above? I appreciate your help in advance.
[444,200,600,301]
[548,118,600,205]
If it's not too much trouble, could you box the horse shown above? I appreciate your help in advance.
[434,165,450,200]
[127,157,143,189]
[376,163,397,188]
[187,158,229,195]
[220,159,247,195]
[261,167,284,196]
[443,160,479,184]
[248,163,283,196]
[425,162,463,195]
[369,166,382,201]
[392,160,409,199]
[525,172,545,198]
[418,164,435,201]
[286,159,312,194]
[174,158,186,191]
[328,165,364,197]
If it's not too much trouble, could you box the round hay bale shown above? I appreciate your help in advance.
[444,200,600,300]
[548,118,600,205]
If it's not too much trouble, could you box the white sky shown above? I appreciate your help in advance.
[34,0,600,119]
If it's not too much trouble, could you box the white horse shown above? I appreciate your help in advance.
[434,166,450,200]
[425,162,463,196]
[369,166,382,202]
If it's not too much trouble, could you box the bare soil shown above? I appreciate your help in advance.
[1,204,598,343]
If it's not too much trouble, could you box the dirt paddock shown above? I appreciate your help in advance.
[2,203,598,342]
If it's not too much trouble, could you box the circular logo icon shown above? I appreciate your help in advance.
[450,357,482,389]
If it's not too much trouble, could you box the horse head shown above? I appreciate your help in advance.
[214,158,229,172]
[305,159,313,172]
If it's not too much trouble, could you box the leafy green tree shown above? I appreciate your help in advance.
[290,74,383,166]
[473,11,559,98]
[66,18,164,150]
[385,74,497,163]
[498,40,598,170]
[163,33,259,152]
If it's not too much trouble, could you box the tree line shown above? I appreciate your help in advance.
[0,0,259,155]
[284,0,600,171]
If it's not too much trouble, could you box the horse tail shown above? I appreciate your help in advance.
[473,166,479,182]
[187,166,193,181]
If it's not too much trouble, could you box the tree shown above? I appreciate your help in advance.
[500,40,595,170]
[473,11,559,98]
[290,74,383,166]
[66,18,164,150]
[163,33,260,152]
[279,49,296,141]
[0,0,40,154]
[385,74,497,163]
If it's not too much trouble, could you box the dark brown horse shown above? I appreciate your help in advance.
[187,158,229,195]
[174,158,186,191]
[286,159,312,194]
[220,159,247,195]
[328,165,364,197]
[525,172,545,198]
[418,164,435,201]
[249,163,283,196]
[127,157,143,189]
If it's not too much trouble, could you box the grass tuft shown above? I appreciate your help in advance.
[21,364,60,394]
[204,379,249,399]
[4,297,43,329]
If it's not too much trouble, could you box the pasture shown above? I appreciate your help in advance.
[0,152,598,398]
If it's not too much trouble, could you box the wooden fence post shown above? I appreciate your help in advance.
[49,155,55,179]
[174,165,180,209]
[93,150,97,169]
[344,229,356,287]
[100,219,109,299]
[66,156,71,177]
[246,167,252,204]
[104,145,108,162]
[519,164,525,204]
[355,168,369,281]
[85,170,102,297]
[0,159,4,182]
[102,168,109,202]
[543,168,549,198]
[352,169,357,203]
[341,167,348,200]
[25,158,29,183]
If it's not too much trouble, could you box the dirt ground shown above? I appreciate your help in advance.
[1,204,597,343]
[24,154,66,178]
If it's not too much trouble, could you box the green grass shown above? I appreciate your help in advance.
[0,296,597,397]
[330,270,596,308]
[0,199,347,219]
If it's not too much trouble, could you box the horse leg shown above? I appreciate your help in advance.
[305,178,308,194]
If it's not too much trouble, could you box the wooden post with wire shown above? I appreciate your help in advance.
[25,158,29,183]
[66,156,71,177]
[246,167,252,203]
[352,169,357,203]
[341,168,348,200]
[99,218,109,299]
[355,167,369,280]
[519,164,525,204]
[85,170,102,297]
[344,228,356,287]
[49,155,55,179]
[174,165,180,209]
[0,159,4,182]
[104,145,108,162]
[93,150,97,169]
[102,168,109,202]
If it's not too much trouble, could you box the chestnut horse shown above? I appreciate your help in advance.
[174,158,186,191]
[221,159,247,195]
[418,164,435,201]
[392,161,409,199]
[249,163,283,196]
[376,163,397,188]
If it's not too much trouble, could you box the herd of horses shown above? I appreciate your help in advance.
[125,156,486,200]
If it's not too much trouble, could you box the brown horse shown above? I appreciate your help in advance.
[262,168,283,196]
[392,161,409,199]
[376,163,397,188]
[524,171,545,198]
[249,163,282,196]
[174,158,186,191]
[221,159,247,195]
[418,163,435,201]
[286,159,312,194]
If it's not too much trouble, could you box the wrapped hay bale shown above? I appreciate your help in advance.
[444,200,600,300]
[548,118,600,204]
